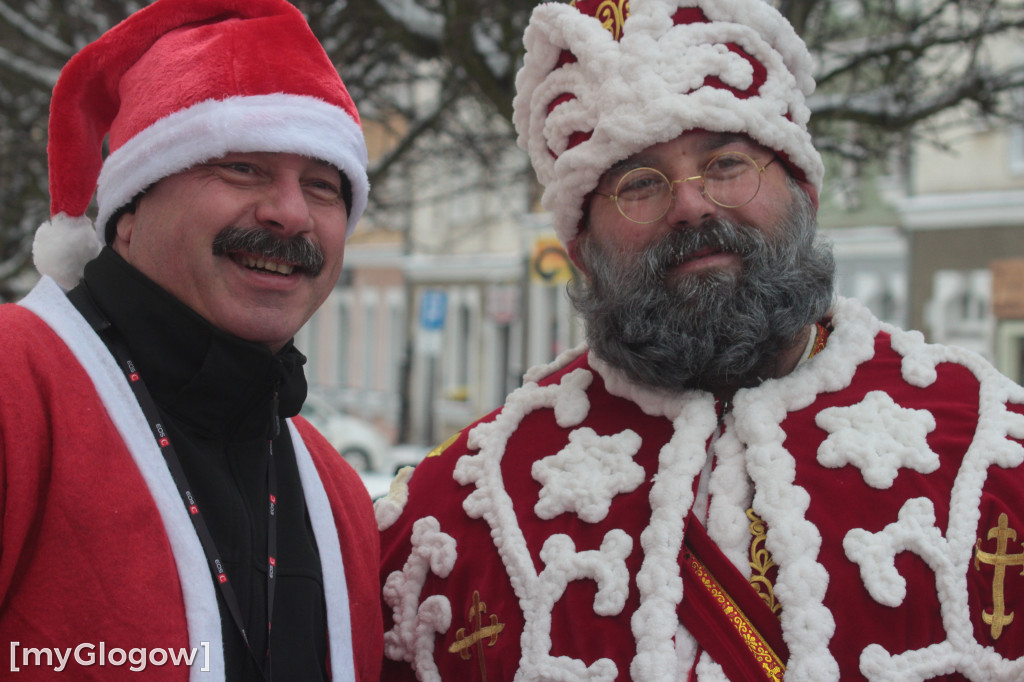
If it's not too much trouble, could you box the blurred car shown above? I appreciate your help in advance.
[298,394,389,472]
[358,471,397,501]
[387,443,432,472]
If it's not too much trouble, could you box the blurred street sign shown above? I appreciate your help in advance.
[530,237,574,285]
[487,284,520,324]
[418,289,447,355]
[419,289,448,330]
[993,259,1024,319]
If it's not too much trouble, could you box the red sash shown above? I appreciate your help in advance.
[678,513,788,681]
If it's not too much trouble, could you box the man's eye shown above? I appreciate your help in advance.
[618,171,666,198]
[704,154,750,179]
[307,180,342,199]
[213,162,258,177]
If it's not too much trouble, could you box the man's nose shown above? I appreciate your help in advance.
[255,177,313,234]
[664,176,717,227]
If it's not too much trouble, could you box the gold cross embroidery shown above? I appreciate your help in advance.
[448,590,505,680]
[974,513,1024,639]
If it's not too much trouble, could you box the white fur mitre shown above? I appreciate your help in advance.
[513,0,824,245]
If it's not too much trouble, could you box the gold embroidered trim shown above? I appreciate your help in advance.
[811,322,830,359]
[974,512,1024,639]
[747,508,781,615]
[684,550,785,681]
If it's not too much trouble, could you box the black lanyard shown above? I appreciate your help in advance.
[71,288,278,679]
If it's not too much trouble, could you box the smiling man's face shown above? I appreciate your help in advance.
[112,152,349,351]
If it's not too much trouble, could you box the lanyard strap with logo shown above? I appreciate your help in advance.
[70,287,278,679]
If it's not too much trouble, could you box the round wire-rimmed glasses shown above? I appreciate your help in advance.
[594,151,777,224]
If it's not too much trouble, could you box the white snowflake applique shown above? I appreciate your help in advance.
[382,516,457,681]
[517,530,633,681]
[532,427,644,523]
[816,390,940,488]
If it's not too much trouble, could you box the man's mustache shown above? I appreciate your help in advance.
[642,220,762,278]
[212,226,324,276]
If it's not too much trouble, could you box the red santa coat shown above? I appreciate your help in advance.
[378,297,1024,681]
[0,278,382,681]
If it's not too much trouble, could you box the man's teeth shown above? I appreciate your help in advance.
[241,256,294,275]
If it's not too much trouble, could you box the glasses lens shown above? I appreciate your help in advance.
[702,152,761,208]
[615,168,671,223]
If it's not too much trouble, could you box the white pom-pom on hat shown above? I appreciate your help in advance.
[32,214,103,291]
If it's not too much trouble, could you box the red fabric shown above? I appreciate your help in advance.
[0,302,380,680]
[0,304,190,679]
[381,352,675,680]
[380,337,1024,680]
[782,332,1019,679]
[295,417,384,682]
[679,514,787,681]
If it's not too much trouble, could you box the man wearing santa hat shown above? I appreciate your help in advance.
[378,0,1024,680]
[0,0,380,679]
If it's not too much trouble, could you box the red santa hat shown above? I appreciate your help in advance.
[33,0,369,289]
[513,0,824,246]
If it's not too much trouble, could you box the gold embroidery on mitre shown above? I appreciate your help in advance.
[572,0,630,40]
[975,513,1024,639]
[684,550,785,681]
[449,590,505,681]
[747,508,781,615]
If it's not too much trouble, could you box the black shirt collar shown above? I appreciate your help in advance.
[77,248,307,440]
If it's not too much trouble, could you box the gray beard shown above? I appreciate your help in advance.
[569,184,835,394]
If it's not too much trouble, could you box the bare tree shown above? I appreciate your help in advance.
[2,0,1023,298]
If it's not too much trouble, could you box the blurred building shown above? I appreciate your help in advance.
[300,40,1024,447]
[898,105,1024,381]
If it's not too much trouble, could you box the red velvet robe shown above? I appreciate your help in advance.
[0,278,382,681]
[378,297,1024,681]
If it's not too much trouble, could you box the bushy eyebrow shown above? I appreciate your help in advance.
[604,156,653,180]
[698,132,752,153]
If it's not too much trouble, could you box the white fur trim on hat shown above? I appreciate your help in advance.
[96,94,370,239]
[513,0,824,246]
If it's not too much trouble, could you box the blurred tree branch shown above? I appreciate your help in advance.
[2,0,1022,297]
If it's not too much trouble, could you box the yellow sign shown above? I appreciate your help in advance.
[530,237,574,285]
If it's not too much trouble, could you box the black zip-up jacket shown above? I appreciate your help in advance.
[71,247,328,681]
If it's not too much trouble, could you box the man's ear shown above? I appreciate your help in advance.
[567,236,588,276]
[566,206,592,275]
[106,190,148,254]
[111,208,137,257]
[797,180,819,211]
